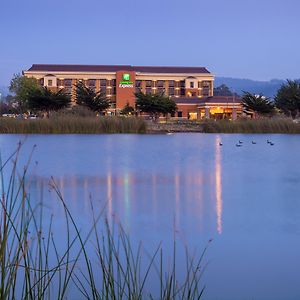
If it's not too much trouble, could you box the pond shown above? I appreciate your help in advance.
[1,133,300,300]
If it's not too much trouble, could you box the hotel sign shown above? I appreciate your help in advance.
[119,73,134,88]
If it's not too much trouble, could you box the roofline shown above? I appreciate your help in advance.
[25,64,212,75]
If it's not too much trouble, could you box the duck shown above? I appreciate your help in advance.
[236,144,242,147]
[269,142,274,146]
[219,142,223,146]
[252,141,257,144]
[239,140,243,144]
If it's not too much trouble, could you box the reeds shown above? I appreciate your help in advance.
[201,118,300,133]
[0,116,146,134]
[0,145,207,299]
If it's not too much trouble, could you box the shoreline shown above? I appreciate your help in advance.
[0,117,300,134]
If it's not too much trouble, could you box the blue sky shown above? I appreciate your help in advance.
[0,0,299,85]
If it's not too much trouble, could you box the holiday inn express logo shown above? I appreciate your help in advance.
[122,73,130,81]
[119,73,134,88]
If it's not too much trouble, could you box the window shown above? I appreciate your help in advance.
[202,81,210,88]
[190,82,194,88]
[100,79,107,87]
[57,79,64,87]
[180,81,185,88]
[157,87,165,94]
[180,88,185,96]
[146,80,152,88]
[136,80,142,93]
[48,80,53,87]
[64,79,72,87]
[168,88,175,96]
[168,80,175,87]
[177,111,183,118]
[157,80,164,88]
[88,79,96,87]
[146,88,152,94]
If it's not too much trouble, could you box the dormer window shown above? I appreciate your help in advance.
[48,80,53,87]
[190,82,194,88]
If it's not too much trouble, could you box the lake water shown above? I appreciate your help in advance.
[1,133,300,300]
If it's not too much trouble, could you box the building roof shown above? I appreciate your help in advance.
[174,96,242,105]
[199,96,242,104]
[174,97,201,104]
[27,64,211,74]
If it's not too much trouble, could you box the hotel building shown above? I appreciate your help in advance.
[24,64,242,119]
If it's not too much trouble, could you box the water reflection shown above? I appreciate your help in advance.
[215,136,223,234]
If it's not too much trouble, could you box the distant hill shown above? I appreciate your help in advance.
[214,77,290,98]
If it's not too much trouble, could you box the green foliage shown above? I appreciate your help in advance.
[0,116,147,134]
[274,80,300,118]
[135,91,177,120]
[120,103,135,115]
[75,81,110,113]
[242,92,274,116]
[27,87,71,112]
[200,118,300,133]
[9,74,42,111]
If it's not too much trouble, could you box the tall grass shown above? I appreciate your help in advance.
[0,144,207,299]
[0,116,146,134]
[201,118,300,133]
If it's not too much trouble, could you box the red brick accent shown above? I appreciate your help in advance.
[115,71,136,109]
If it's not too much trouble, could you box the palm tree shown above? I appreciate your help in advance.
[242,92,274,118]
[75,81,110,114]
[274,80,300,118]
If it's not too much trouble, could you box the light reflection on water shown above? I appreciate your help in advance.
[1,133,300,300]
[215,136,223,235]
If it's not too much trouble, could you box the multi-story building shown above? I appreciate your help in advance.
[23,64,242,119]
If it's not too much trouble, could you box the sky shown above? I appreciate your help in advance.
[0,0,299,86]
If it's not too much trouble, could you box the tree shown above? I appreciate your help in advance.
[9,74,42,111]
[242,92,274,118]
[27,87,71,113]
[274,80,300,118]
[75,81,110,113]
[214,84,234,96]
[120,103,135,116]
[135,91,177,121]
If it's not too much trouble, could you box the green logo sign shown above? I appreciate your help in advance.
[119,73,134,88]
[123,73,130,81]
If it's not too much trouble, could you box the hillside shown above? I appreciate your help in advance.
[214,77,289,98]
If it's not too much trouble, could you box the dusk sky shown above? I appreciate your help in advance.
[0,0,299,86]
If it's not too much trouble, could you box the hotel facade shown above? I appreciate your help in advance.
[24,64,242,119]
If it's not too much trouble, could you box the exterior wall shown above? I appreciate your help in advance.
[176,104,199,118]
[23,68,215,114]
[115,70,136,109]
